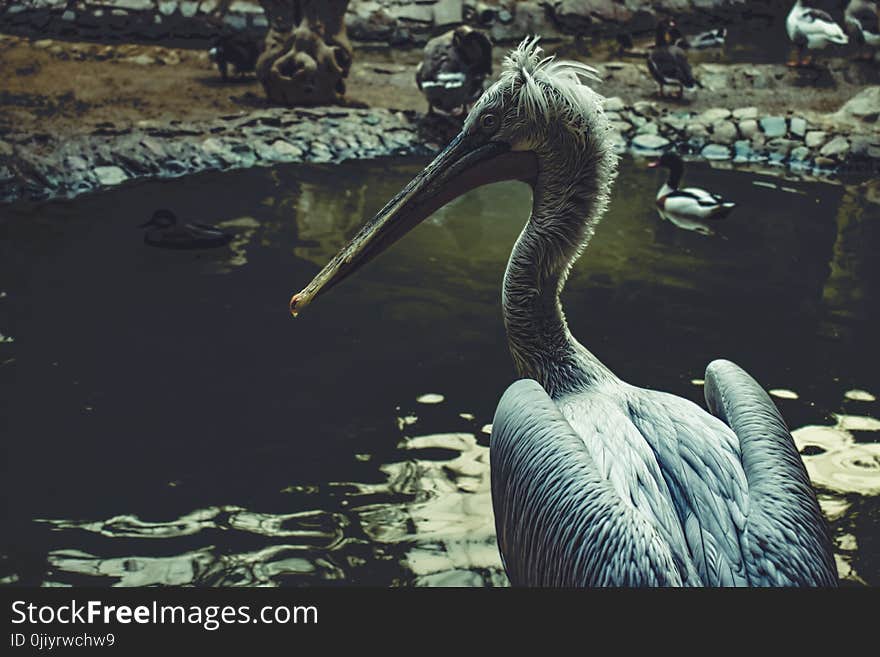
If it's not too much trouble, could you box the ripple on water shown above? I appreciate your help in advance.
[793,413,880,496]
[37,413,505,587]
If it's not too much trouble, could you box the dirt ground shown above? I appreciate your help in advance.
[0,32,876,140]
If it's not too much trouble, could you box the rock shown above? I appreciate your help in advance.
[820,136,850,158]
[609,120,632,134]
[739,119,759,138]
[603,96,625,112]
[699,108,731,123]
[767,138,798,157]
[632,101,659,117]
[686,122,709,140]
[814,156,836,168]
[760,116,786,138]
[632,134,670,151]
[836,87,880,123]
[115,0,153,9]
[711,120,738,144]
[158,1,177,16]
[701,143,731,160]
[126,54,155,66]
[271,140,303,158]
[61,10,75,21]
[789,117,807,138]
[805,130,827,148]
[732,107,758,120]
[636,122,658,135]
[93,166,128,186]
[179,1,198,18]
[433,0,463,25]
[661,113,689,131]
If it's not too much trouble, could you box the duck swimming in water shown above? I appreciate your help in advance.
[650,152,736,235]
[786,0,849,67]
[139,209,233,249]
[289,38,835,586]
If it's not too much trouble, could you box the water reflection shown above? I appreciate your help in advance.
[39,400,504,587]
[34,384,879,587]
[1,156,878,587]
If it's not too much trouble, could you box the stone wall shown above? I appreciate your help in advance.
[0,0,778,46]
[2,87,877,205]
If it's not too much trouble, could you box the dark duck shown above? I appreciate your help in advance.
[139,209,233,249]
[650,153,736,235]
[416,25,493,116]
[209,34,261,81]
[647,19,700,98]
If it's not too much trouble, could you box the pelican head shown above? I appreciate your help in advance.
[290,37,616,316]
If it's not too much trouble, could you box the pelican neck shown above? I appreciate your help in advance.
[501,164,615,398]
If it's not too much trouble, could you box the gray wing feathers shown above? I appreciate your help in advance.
[490,379,692,586]
[704,359,838,586]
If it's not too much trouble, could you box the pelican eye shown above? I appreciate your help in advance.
[480,113,499,132]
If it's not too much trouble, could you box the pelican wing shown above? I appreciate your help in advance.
[490,379,696,586]
[703,359,838,586]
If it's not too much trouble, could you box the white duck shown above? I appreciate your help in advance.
[649,153,736,235]
[786,0,849,66]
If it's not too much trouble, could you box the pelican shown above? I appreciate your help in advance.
[139,209,233,249]
[289,38,837,586]
[786,0,849,67]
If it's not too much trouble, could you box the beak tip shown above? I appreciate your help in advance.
[289,292,305,318]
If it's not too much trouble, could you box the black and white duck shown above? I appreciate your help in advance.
[649,153,736,235]
[647,19,700,98]
[786,0,849,67]
[416,25,493,116]
[845,0,880,60]
[139,209,233,249]
[668,26,727,50]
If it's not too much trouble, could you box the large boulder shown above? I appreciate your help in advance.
[835,87,880,124]
[257,0,354,107]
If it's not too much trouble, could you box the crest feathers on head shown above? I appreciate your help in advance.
[499,37,605,139]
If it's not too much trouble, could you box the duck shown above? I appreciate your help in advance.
[138,209,233,249]
[208,34,261,81]
[649,152,736,235]
[416,25,493,117]
[647,19,700,98]
[786,0,849,67]
[668,26,727,50]
[845,0,880,60]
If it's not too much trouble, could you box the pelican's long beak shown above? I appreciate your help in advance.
[289,132,538,316]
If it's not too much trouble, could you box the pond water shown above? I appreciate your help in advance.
[1,155,878,587]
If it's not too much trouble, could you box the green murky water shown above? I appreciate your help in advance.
[1,156,878,586]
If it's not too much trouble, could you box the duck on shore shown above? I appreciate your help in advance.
[668,26,727,50]
[208,34,261,81]
[786,0,849,67]
[139,209,233,249]
[845,0,880,60]
[416,26,493,117]
[650,153,736,235]
[647,19,700,98]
